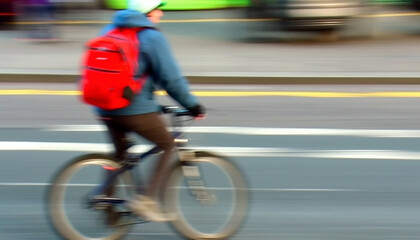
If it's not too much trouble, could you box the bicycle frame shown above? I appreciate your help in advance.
[86,107,191,208]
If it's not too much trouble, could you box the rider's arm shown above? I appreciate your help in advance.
[143,30,199,109]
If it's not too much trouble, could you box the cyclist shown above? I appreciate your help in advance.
[96,0,206,222]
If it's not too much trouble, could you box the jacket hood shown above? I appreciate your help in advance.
[112,10,155,28]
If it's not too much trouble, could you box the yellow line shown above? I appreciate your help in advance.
[0,89,80,95]
[189,91,420,97]
[361,12,420,18]
[2,89,420,98]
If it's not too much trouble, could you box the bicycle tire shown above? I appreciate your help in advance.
[164,151,248,239]
[46,154,135,240]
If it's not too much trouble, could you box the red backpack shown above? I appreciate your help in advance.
[80,28,146,110]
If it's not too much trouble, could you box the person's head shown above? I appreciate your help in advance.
[128,0,166,23]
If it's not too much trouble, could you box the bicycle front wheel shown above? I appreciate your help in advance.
[165,151,248,239]
[47,154,135,240]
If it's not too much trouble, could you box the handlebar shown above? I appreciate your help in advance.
[160,105,207,120]
[160,105,193,117]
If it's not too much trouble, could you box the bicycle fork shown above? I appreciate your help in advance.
[179,151,217,204]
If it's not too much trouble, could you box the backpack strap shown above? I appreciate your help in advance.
[108,27,154,85]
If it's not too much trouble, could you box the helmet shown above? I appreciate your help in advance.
[128,0,166,14]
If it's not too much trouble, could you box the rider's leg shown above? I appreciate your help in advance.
[100,113,176,221]
[100,116,129,161]
[100,113,175,198]
[127,113,176,199]
[98,117,131,226]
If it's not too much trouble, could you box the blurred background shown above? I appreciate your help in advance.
[1,0,420,240]
[0,0,419,75]
[1,0,419,41]
[0,0,420,76]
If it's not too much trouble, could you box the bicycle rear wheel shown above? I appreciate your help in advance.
[47,154,135,240]
[164,151,248,239]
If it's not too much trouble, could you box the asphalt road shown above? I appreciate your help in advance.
[3,83,420,128]
[2,84,420,239]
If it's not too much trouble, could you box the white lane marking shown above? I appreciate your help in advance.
[0,183,50,186]
[42,125,420,138]
[0,183,357,192]
[43,125,105,131]
[0,141,419,160]
[0,141,115,152]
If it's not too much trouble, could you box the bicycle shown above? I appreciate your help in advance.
[46,106,249,240]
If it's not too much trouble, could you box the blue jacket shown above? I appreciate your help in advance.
[96,10,198,116]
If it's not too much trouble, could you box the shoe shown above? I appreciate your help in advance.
[128,195,176,222]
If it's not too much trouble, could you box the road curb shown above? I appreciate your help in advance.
[1,73,420,84]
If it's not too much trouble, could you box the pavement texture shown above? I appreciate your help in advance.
[1,7,420,84]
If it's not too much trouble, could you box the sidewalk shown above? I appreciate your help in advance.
[1,8,419,84]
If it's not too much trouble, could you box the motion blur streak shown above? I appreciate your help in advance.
[9,12,420,25]
[3,89,420,97]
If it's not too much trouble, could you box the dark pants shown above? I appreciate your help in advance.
[100,112,175,198]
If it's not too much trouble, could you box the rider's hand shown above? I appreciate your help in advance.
[188,104,206,118]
